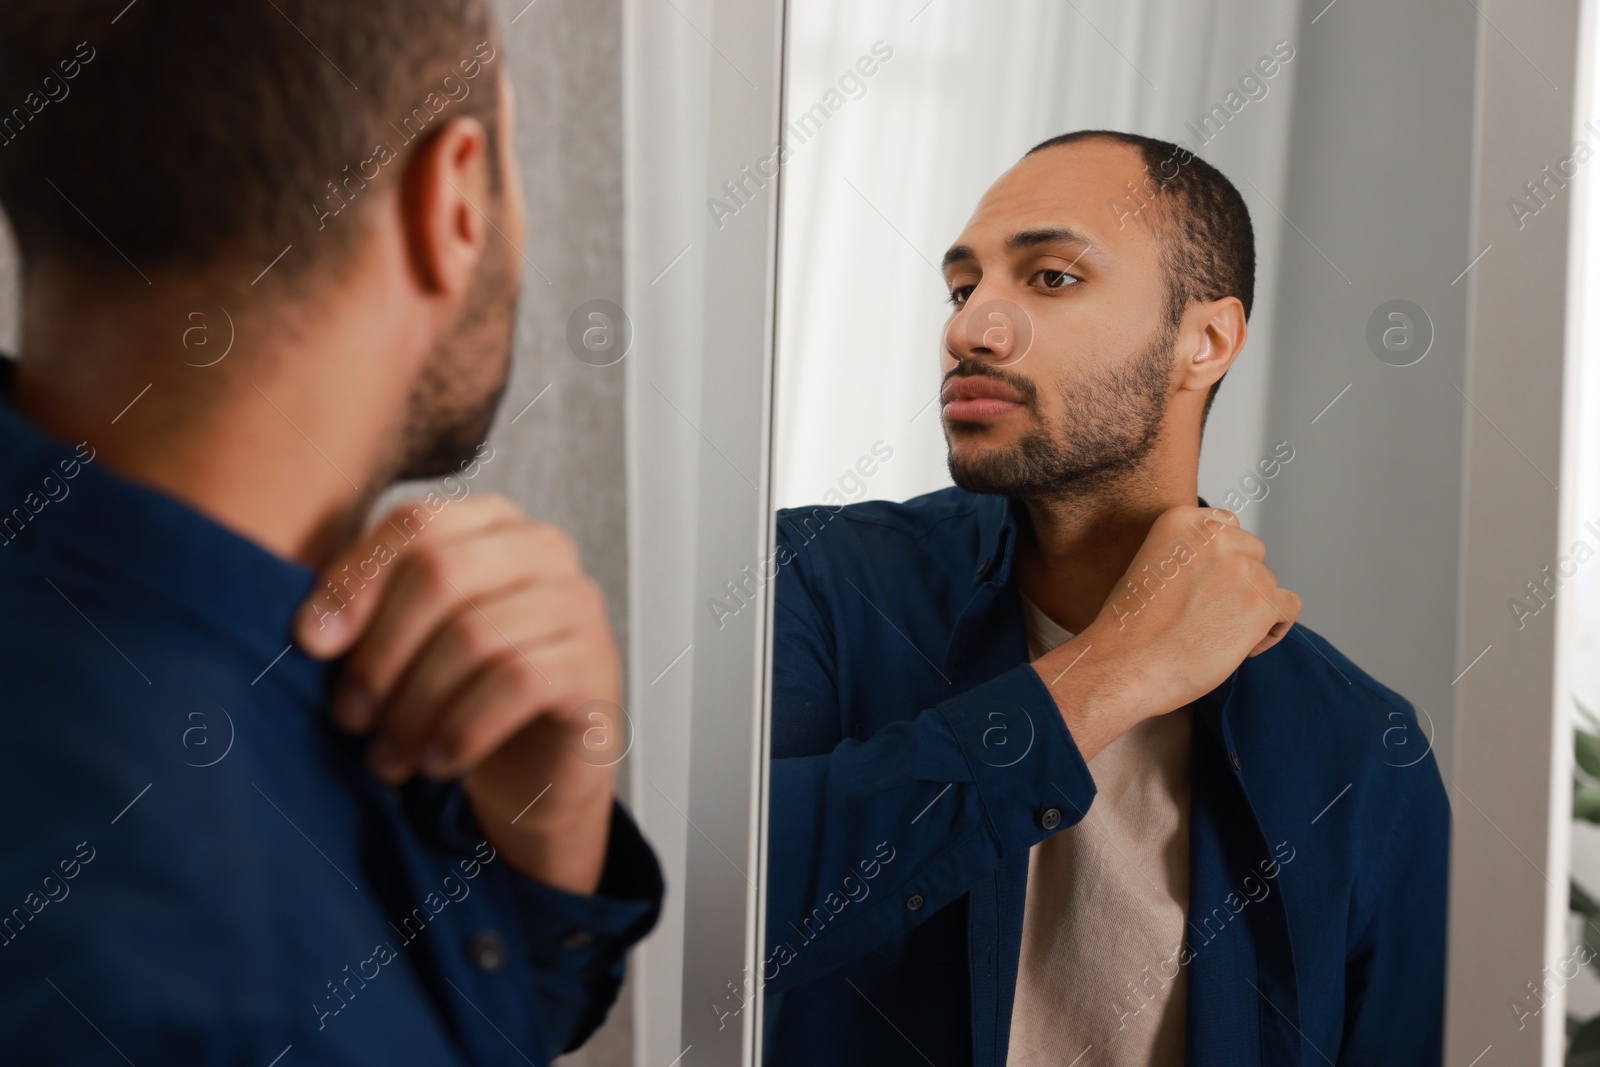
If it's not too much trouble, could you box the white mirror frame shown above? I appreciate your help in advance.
[1453,0,1583,1062]
[624,2,787,1065]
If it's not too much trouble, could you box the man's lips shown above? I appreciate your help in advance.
[941,377,1025,421]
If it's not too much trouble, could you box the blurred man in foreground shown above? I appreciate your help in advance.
[0,2,659,1062]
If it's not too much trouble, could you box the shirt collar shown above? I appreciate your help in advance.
[972,485,1237,725]
[974,491,1023,586]
[975,488,1216,589]
[0,355,332,704]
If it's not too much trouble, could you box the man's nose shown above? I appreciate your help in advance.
[945,291,1031,368]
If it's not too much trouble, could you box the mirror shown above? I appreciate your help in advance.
[760,1,1586,1064]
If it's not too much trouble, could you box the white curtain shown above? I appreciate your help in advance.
[773,0,1302,528]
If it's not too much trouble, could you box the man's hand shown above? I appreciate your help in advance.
[1035,506,1301,762]
[293,493,624,895]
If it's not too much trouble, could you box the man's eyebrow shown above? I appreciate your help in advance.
[1005,227,1096,253]
[941,244,976,272]
[941,228,1100,273]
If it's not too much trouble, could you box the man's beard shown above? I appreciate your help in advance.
[945,318,1176,501]
[395,231,519,480]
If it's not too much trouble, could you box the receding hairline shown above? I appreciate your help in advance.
[1022,135,1181,236]
[942,141,1173,276]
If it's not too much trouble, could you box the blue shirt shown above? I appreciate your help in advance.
[0,360,662,1065]
[763,487,1448,1066]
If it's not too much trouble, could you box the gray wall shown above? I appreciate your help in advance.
[492,1,632,1063]
[490,0,629,684]
[1258,0,1476,784]
[0,0,635,1061]
[1262,0,1582,1061]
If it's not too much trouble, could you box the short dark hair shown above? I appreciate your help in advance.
[0,0,502,292]
[1025,130,1255,425]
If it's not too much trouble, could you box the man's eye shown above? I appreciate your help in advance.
[1035,269,1076,290]
[947,286,975,307]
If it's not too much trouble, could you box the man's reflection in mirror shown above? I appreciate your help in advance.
[765,131,1447,1066]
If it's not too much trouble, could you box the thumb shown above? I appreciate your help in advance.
[292,492,525,659]
[292,508,415,659]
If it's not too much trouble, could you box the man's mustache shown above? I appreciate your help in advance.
[943,360,1039,410]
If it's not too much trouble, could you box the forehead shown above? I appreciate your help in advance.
[953,139,1161,259]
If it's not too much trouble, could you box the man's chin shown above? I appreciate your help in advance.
[945,430,1097,499]
[398,439,490,481]
[943,419,1018,452]
[397,384,507,481]
[946,442,1027,496]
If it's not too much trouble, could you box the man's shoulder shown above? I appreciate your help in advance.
[776,485,988,564]
[0,560,325,872]
[0,560,270,712]
[771,488,994,625]
[1230,624,1449,969]
[1240,622,1410,713]
[1232,623,1447,823]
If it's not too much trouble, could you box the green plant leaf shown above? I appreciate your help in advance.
[1580,921,1600,985]
[1570,1013,1600,1065]
[1578,730,1600,780]
[1575,782,1600,824]
[1575,879,1600,917]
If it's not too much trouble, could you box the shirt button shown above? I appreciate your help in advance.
[561,928,596,951]
[1039,807,1062,830]
[466,929,508,973]
[1231,752,1242,773]
[905,894,925,911]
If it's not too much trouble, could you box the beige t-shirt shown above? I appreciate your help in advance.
[1005,592,1193,1067]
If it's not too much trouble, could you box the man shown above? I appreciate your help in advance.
[0,2,659,1063]
[764,131,1448,1066]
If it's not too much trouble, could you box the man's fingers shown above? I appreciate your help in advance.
[1273,586,1303,629]
[293,493,525,659]
[1247,624,1288,658]
[331,523,567,731]
[368,647,543,785]
[374,593,567,770]
[381,577,597,740]
[365,578,607,781]
[412,635,611,780]
[1247,587,1302,657]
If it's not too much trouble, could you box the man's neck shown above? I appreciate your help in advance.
[1012,469,1197,636]
[10,277,413,568]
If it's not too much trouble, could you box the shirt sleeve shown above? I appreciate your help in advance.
[430,785,664,1057]
[763,541,1099,994]
[1336,738,1449,1065]
[509,801,664,1055]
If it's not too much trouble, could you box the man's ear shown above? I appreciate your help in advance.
[398,115,495,296]
[1178,295,1248,394]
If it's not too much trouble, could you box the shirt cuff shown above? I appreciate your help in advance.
[414,781,663,966]
[933,660,1098,855]
[508,800,664,970]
